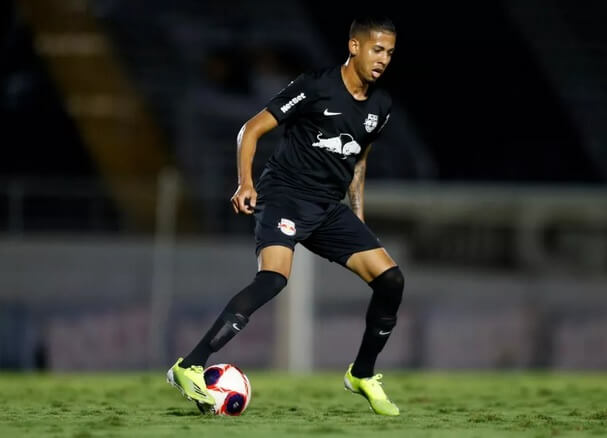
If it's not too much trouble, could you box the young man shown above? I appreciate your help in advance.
[167,17,403,416]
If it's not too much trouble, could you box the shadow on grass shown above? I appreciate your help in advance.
[164,408,201,417]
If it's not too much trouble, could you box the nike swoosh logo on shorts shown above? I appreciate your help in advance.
[378,330,391,335]
[323,109,342,116]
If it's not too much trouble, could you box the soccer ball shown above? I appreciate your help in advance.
[197,363,251,416]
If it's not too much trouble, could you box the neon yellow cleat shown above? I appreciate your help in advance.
[166,358,215,407]
[344,363,400,416]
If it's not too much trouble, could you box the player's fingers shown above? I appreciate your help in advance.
[249,193,257,209]
[246,194,257,213]
[243,189,258,214]
[230,195,240,214]
[237,195,250,214]
[242,199,253,215]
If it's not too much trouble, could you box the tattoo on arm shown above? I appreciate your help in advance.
[348,160,366,221]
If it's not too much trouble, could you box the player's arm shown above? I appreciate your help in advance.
[231,109,278,214]
[348,144,372,222]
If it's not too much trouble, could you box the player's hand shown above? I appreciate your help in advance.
[230,183,257,214]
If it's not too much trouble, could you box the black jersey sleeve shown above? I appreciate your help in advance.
[265,73,314,124]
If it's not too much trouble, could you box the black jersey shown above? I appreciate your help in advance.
[259,65,392,203]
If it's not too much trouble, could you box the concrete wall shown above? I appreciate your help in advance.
[1,236,606,370]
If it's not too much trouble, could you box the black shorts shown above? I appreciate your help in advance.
[253,194,382,266]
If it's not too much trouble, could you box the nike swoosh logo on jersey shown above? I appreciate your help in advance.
[323,109,342,116]
[378,330,391,336]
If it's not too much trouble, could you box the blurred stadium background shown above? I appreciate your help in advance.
[1,0,606,373]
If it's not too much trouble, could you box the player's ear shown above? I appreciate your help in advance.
[348,38,359,56]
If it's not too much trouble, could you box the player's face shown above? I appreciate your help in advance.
[351,30,396,83]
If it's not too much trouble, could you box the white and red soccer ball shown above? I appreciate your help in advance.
[200,363,251,416]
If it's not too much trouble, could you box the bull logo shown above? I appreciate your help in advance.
[277,218,296,236]
[312,133,361,158]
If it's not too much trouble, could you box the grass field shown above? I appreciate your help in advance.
[1,370,606,437]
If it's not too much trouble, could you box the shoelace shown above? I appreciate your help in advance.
[369,373,384,385]
[364,374,388,399]
[189,365,204,374]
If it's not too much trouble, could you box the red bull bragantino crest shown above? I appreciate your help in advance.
[277,218,296,236]
[364,113,378,132]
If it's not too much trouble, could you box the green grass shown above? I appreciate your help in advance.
[1,370,606,437]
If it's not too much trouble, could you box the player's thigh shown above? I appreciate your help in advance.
[345,247,397,283]
[254,195,323,279]
[302,204,384,275]
[257,245,294,279]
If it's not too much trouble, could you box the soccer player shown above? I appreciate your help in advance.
[167,16,403,416]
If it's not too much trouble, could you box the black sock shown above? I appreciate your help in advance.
[180,270,287,368]
[351,266,404,378]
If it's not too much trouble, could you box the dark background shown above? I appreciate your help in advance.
[1,0,606,234]
[1,0,606,372]
[308,1,601,182]
[3,1,605,181]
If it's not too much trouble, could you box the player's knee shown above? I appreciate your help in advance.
[256,270,288,293]
[383,266,405,294]
[226,270,287,318]
[369,266,404,307]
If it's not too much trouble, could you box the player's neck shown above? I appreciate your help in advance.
[341,62,368,101]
